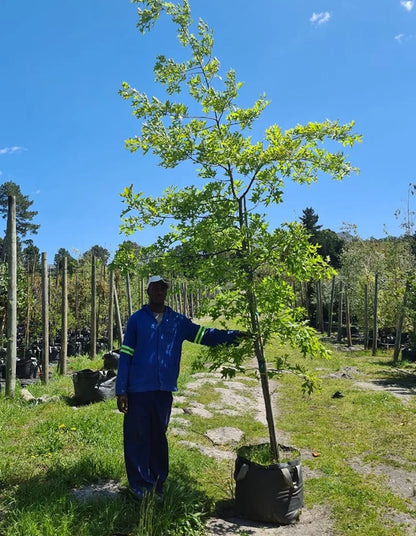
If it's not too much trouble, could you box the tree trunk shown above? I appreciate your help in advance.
[364,283,369,350]
[298,281,304,310]
[345,288,353,347]
[305,282,312,322]
[41,252,49,385]
[75,266,79,335]
[90,255,97,359]
[372,273,379,356]
[5,196,17,397]
[337,281,343,342]
[126,272,133,317]
[139,278,145,308]
[108,270,114,351]
[239,196,278,461]
[183,282,189,317]
[393,279,409,363]
[113,283,123,348]
[60,256,68,375]
[176,281,183,313]
[328,276,335,336]
[25,262,31,351]
[315,281,323,332]
[248,290,279,461]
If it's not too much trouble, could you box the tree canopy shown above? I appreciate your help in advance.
[300,207,344,268]
[54,248,78,275]
[0,181,39,239]
[119,0,362,460]
[81,245,111,264]
[300,207,322,237]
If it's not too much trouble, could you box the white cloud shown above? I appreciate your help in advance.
[0,146,25,155]
[400,1,414,11]
[394,32,414,43]
[310,12,331,25]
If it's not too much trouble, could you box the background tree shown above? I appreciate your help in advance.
[300,207,322,240]
[82,245,110,264]
[0,181,39,247]
[0,184,39,342]
[300,207,344,268]
[110,240,142,276]
[392,182,416,353]
[21,240,41,273]
[316,228,345,269]
[298,209,345,327]
[119,0,361,461]
[54,248,77,275]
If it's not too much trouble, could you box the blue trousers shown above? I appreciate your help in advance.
[123,391,173,495]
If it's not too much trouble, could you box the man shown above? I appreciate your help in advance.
[116,275,242,498]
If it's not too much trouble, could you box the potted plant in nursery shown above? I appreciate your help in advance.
[402,332,416,361]
[118,0,361,524]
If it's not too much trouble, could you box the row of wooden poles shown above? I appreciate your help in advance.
[312,275,407,362]
[3,197,203,397]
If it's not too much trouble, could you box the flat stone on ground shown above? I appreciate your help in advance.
[72,480,121,502]
[178,440,235,460]
[183,402,213,418]
[205,426,244,446]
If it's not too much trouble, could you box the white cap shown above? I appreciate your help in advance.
[147,275,169,289]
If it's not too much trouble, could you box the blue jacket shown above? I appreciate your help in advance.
[115,305,241,395]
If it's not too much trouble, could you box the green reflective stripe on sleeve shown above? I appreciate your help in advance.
[121,344,134,357]
[194,326,206,345]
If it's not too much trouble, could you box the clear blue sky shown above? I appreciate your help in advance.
[1,0,415,261]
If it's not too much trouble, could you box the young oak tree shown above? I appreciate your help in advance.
[119,0,361,461]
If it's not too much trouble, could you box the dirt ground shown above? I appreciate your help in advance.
[205,504,336,536]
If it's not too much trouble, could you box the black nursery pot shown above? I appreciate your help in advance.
[234,443,303,525]
[16,359,35,379]
[72,369,115,405]
[401,348,416,362]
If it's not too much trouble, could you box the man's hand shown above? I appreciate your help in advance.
[117,395,128,414]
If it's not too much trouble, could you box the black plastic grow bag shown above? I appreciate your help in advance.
[16,358,38,379]
[402,348,416,361]
[234,443,303,525]
[102,351,120,371]
[72,369,116,405]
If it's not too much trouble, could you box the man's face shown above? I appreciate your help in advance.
[147,281,168,305]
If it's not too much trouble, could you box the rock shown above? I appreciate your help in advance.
[72,480,121,502]
[178,441,235,460]
[20,389,60,404]
[183,402,213,419]
[20,388,36,402]
[205,426,244,446]
[37,395,60,404]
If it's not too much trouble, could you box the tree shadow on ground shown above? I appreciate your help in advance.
[371,364,416,396]
[2,457,211,536]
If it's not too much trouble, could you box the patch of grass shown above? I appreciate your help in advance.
[274,345,416,536]
[236,443,299,466]
[1,341,415,535]
[0,353,211,536]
